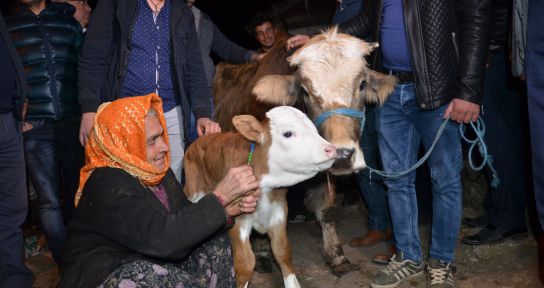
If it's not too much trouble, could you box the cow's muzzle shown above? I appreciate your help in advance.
[331,148,355,171]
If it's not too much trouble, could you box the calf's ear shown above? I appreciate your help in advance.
[252,75,300,106]
[232,115,266,144]
[361,70,397,105]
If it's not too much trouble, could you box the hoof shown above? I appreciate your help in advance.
[331,262,360,277]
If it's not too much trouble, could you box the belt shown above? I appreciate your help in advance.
[386,69,415,84]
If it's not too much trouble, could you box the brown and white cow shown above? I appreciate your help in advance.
[213,27,397,276]
[184,106,338,288]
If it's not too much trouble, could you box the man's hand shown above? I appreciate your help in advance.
[286,34,310,51]
[251,52,267,62]
[79,112,96,146]
[197,117,221,136]
[444,99,480,124]
[213,165,259,206]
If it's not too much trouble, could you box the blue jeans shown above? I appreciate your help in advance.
[357,106,390,231]
[24,118,84,262]
[376,83,462,263]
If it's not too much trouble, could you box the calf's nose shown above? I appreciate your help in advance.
[336,148,355,160]
[324,144,337,158]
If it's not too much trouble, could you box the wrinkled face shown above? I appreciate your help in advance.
[67,0,92,28]
[261,106,337,188]
[254,21,276,51]
[145,115,169,170]
[288,31,376,174]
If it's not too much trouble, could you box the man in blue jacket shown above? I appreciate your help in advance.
[78,0,220,183]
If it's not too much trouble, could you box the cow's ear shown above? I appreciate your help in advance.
[232,115,266,144]
[361,70,397,105]
[252,75,299,106]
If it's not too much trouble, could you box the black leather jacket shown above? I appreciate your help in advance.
[339,0,493,110]
[5,3,83,120]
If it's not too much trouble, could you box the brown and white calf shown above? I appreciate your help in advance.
[213,27,397,276]
[184,106,337,288]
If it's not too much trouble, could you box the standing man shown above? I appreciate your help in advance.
[462,0,530,246]
[0,13,33,288]
[78,0,220,183]
[337,1,493,287]
[186,0,261,142]
[5,0,85,263]
[526,0,544,232]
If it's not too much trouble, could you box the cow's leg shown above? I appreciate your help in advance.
[268,207,301,288]
[229,226,256,288]
[305,174,359,277]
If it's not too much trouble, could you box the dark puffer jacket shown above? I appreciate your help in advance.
[339,0,493,110]
[5,3,83,120]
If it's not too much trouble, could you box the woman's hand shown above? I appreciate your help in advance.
[224,188,261,217]
[213,165,259,206]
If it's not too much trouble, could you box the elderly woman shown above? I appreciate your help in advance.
[59,94,260,288]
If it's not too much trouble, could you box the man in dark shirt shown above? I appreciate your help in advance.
[0,13,33,288]
[78,0,220,183]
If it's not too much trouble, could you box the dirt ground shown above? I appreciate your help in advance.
[28,168,542,288]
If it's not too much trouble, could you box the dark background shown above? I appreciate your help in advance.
[1,0,335,51]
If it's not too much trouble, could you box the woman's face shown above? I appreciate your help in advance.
[145,115,169,170]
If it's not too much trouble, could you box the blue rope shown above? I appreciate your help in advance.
[460,118,500,188]
[366,117,500,188]
[313,108,499,187]
[314,108,366,136]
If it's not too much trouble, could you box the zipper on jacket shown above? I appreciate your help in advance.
[36,13,60,119]
[452,32,459,60]
[372,0,384,68]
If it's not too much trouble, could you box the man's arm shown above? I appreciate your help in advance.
[185,11,212,120]
[210,20,254,64]
[445,0,494,123]
[184,11,221,135]
[77,0,115,145]
[337,2,373,39]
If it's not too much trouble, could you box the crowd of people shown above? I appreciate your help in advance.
[0,0,543,287]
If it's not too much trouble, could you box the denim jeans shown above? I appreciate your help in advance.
[376,83,462,263]
[357,106,390,231]
[24,118,84,262]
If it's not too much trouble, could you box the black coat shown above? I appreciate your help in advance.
[0,14,27,119]
[339,0,494,110]
[59,168,229,288]
[78,0,211,143]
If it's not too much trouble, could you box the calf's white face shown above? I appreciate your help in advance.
[263,106,337,188]
[233,106,337,189]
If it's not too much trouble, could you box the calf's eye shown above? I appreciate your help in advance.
[283,131,293,138]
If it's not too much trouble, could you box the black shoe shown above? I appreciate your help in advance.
[462,215,489,228]
[462,225,528,245]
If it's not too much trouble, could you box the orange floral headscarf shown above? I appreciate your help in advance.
[75,94,170,206]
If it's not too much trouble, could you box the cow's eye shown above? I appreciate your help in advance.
[283,131,293,138]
